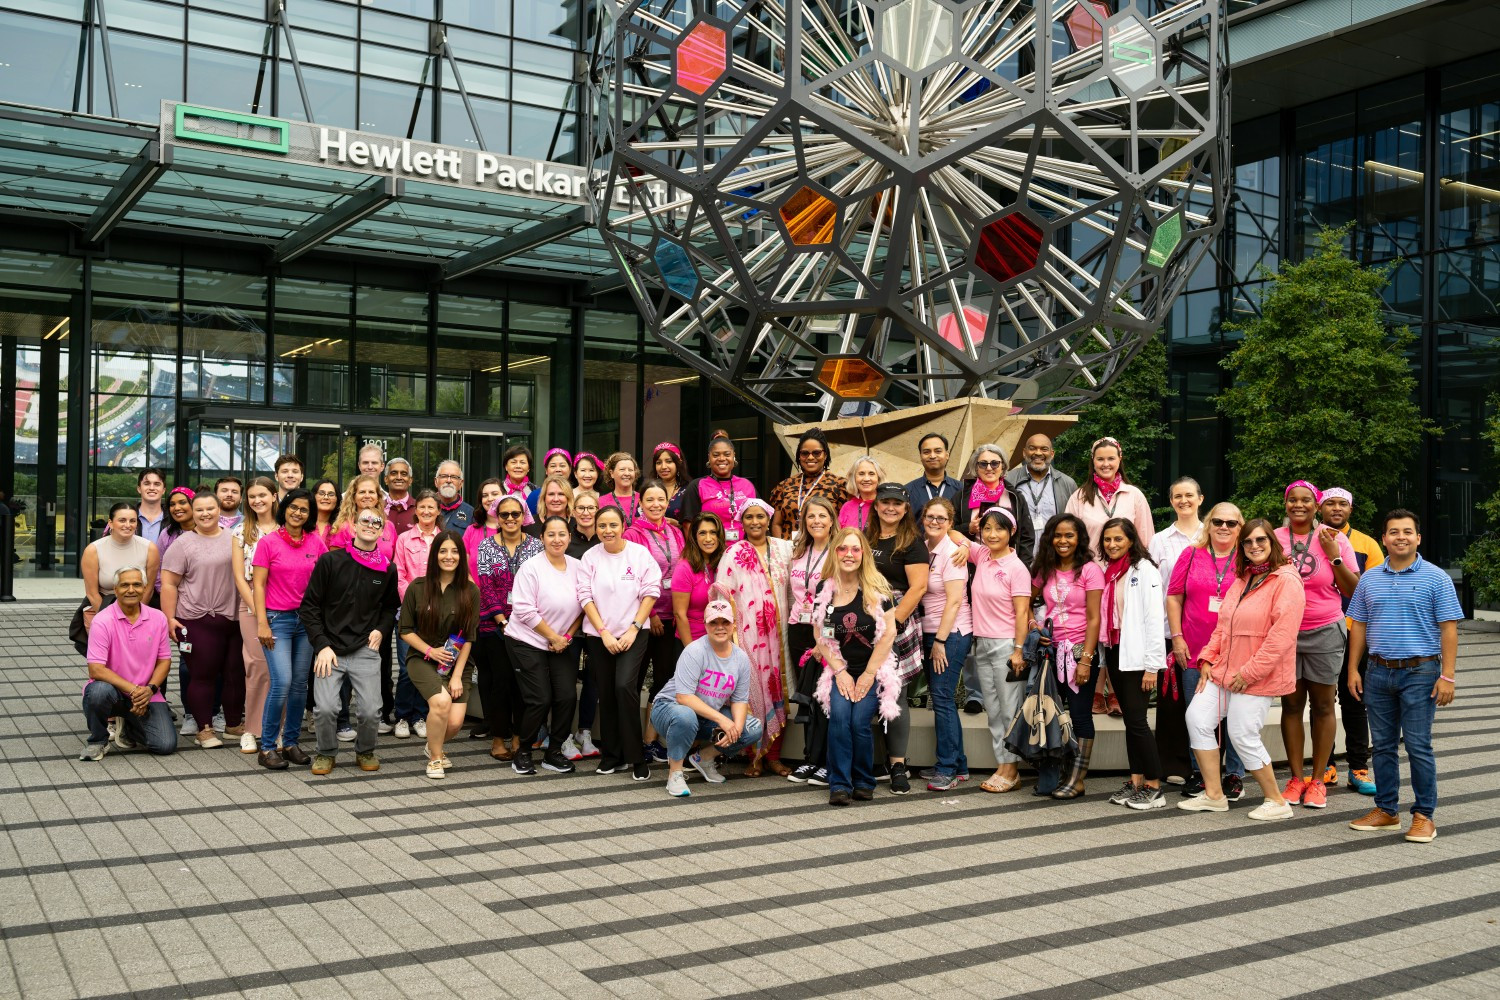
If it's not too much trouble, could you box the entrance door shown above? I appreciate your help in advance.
[460,431,509,489]
[185,416,289,488]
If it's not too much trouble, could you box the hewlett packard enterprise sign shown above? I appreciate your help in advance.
[162,102,590,206]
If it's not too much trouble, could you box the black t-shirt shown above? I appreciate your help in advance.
[565,523,599,561]
[830,593,887,679]
[871,534,926,594]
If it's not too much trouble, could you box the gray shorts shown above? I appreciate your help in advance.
[1295,621,1346,687]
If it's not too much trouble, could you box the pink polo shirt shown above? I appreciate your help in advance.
[838,498,873,530]
[251,530,328,612]
[1275,526,1357,631]
[506,554,584,650]
[921,536,973,636]
[1033,562,1105,646]
[85,602,171,702]
[969,546,1033,639]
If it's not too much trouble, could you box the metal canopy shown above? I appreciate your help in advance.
[272,176,404,264]
[443,206,589,281]
[84,140,173,243]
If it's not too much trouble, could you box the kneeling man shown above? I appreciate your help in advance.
[80,567,175,760]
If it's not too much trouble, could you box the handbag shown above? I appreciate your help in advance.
[69,594,116,657]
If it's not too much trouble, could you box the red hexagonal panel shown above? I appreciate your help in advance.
[676,22,728,96]
[1065,2,1110,50]
[974,213,1044,284]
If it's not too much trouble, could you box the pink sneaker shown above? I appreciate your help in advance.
[1302,779,1328,808]
[1282,775,1306,806]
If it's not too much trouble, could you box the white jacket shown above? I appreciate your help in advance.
[1113,558,1166,672]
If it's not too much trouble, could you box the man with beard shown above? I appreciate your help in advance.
[433,460,474,533]
[1003,433,1077,560]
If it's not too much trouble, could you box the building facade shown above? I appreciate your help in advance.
[0,0,1495,574]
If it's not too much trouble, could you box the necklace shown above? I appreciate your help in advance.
[1288,526,1317,578]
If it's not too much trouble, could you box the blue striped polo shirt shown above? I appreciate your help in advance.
[1346,554,1464,659]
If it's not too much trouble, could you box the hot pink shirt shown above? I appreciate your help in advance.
[622,518,684,619]
[838,498,873,530]
[251,530,328,611]
[969,547,1033,639]
[1274,526,1357,631]
[922,536,973,636]
[670,560,716,640]
[462,522,497,586]
[577,541,663,636]
[506,554,584,650]
[786,542,829,626]
[1033,562,1105,646]
[394,524,440,599]
[85,601,171,702]
[1167,545,1237,663]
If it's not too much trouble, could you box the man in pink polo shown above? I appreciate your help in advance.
[80,567,175,760]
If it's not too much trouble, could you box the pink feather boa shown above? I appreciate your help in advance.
[802,579,902,722]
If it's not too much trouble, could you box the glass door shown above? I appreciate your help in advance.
[459,430,510,487]
[407,430,455,493]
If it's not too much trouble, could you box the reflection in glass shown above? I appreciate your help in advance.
[95,31,185,120]
[511,105,575,162]
[277,63,356,125]
[1439,58,1500,249]
[0,14,84,111]
[188,45,270,114]
[359,73,433,139]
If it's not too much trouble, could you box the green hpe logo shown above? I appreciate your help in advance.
[1111,40,1154,67]
[174,105,290,154]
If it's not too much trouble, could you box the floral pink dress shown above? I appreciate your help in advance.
[715,536,792,748]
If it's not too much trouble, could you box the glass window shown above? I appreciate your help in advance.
[436,295,503,417]
[1292,93,1356,259]
[439,90,505,151]
[1356,77,1424,261]
[1433,319,1499,566]
[0,14,84,111]
[360,9,427,50]
[511,40,573,77]
[0,0,89,19]
[356,286,428,411]
[188,45,271,114]
[359,41,427,80]
[92,295,178,471]
[1439,57,1500,249]
[512,0,578,48]
[511,105,575,162]
[512,302,571,335]
[444,26,506,64]
[365,0,432,17]
[288,0,358,38]
[109,0,185,40]
[190,0,263,16]
[448,60,507,101]
[358,74,433,139]
[293,29,356,71]
[443,0,507,34]
[277,63,356,125]
[511,72,569,108]
[273,312,351,408]
[187,9,265,49]
[96,31,184,120]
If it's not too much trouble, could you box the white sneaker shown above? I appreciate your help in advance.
[1177,793,1229,813]
[426,759,445,780]
[665,770,691,797]
[579,731,600,758]
[689,752,726,784]
[212,712,226,733]
[413,719,427,739]
[180,715,199,737]
[561,736,584,761]
[336,726,356,742]
[394,720,411,739]
[108,718,136,751]
[1248,800,1295,822]
[239,732,258,754]
[79,742,109,762]
[377,719,394,735]
[196,730,223,749]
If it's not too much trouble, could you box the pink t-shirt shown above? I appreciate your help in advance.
[921,536,973,636]
[577,541,663,636]
[970,547,1034,639]
[161,530,238,619]
[1033,562,1105,646]
[838,498,873,530]
[622,518,684,619]
[85,602,171,702]
[1275,526,1357,631]
[506,554,584,650]
[670,560,716,640]
[786,542,829,626]
[252,529,328,611]
[1167,546,1237,663]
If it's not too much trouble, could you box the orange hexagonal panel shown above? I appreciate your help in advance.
[675,22,728,96]
[780,185,837,246]
[816,357,883,399]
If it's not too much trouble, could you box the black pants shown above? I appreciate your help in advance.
[643,623,681,702]
[380,619,394,720]
[1337,655,1370,770]
[507,636,579,750]
[1105,647,1162,781]
[475,631,523,740]
[788,623,828,766]
[1153,644,1193,780]
[586,631,648,766]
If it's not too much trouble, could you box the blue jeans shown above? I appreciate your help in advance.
[261,610,313,752]
[1365,659,1439,819]
[827,679,879,794]
[82,681,177,754]
[923,632,973,778]
[1182,666,1245,778]
[394,633,423,724]
[648,700,764,763]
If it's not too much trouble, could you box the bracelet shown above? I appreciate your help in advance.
[1170,633,1184,639]
[1440,675,1456,685]
[423,646,431,660]
[561,633,572,642]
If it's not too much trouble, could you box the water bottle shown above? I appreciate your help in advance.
[436,634,464,677]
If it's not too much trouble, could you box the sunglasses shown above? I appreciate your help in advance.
[356,516,384,527]
[797,449,825,458]
[1210,518,1240,528]
[975,460,1002,470]
[497,511,523,520]
[1242,536,1270,548]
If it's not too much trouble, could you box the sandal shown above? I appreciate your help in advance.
[490,739,514,762]
[767,760,792,777]
[980,773,1019,794]
[744,755,764,778]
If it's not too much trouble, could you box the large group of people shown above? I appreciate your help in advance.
[77,431,1463,842]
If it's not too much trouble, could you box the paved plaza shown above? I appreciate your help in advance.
[0,600,1497,1000]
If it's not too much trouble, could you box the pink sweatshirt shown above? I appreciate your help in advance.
[621,517,684,619]
[576,540,663,636]
[394,524,440,599]
[1065,483,1154,561]
[506,554,584,650]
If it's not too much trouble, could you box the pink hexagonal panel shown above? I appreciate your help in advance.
[1065,2,1110,50]
[676,22,728,96]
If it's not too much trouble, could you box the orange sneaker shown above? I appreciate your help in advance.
[1282,775,1306,805]
[1323,764,1338,785]
[1302,779,1328,808]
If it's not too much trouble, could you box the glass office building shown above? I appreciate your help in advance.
[1,0,1496,574]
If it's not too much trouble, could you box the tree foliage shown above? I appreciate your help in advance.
[1460,393,1500,605]
[1053,331,1173,493]
[1217,226,1433,525]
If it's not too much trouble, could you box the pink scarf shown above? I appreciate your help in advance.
[1100,553,1131,646]
[347,543,390,573]
[968,478,1006,510]
[1094,474,1123,503]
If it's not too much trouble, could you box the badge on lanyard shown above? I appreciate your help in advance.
[1207,597,1222,613]
[1032,513,1046,532]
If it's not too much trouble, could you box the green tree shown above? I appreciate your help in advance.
[1460,392,1500,604]
[1217,226,1434,525]
[1053,330,1173,493]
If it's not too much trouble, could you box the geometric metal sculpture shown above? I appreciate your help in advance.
[590,0,1229,423]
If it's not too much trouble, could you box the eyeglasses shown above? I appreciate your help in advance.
[435,473,461,481]
[497,511,523,520]
[797,449,825,458]
[1242,536,1270,548]
[356,516,384,527]
[1210,518,1240,528]
[923,515,950,524]
[573,505,598,513]
[975,460,1002,470]
[835,544,862,554]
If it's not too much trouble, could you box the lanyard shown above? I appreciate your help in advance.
[1208,550,1232,599]
[799,544,826,605]
[642,522,676,567]
[922,479,945,502]
[1023,473,1050,509]
[1049,568,1076,635]
[795,473,820,509]
[1288,528,1318,577]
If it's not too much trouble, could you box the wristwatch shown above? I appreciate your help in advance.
[148,683,159,695]
[1331,557,1344,567]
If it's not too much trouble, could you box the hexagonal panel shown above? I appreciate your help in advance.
[938,306,987,351]
[817,356,885,399]
[880,0,953,74]
[1146,214,1182,269]
[779,185,837,246]
[1107,16,1158,96]
[1065,2,1109,50]
[675,21,728,96]
[654,240,700,297]
[973,212,1045,285]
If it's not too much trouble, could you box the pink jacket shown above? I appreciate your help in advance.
[805,580,902,722]
[1196,564,1306,698]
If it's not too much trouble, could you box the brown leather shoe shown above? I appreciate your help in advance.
[490,738,514,761]
[1349,807,1400,832]
[1405,813,1437,843]
[280,745,311,766]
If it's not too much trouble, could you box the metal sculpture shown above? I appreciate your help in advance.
[590,0,1228,423]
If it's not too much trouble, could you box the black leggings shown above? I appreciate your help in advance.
[1105,646,1163,780]
[475,631,522,739]
[586,631,648,766]
[507,636,579,750]
[788,623,828,766]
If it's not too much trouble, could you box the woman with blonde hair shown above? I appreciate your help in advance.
[329,475,398,559]
[231,476,280,755]
[837,455,885,530]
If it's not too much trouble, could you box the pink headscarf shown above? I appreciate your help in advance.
[1284,480,1323,504]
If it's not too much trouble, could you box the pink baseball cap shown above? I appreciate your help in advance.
[704,598,734,623]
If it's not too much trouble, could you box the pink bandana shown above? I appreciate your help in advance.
[347,543,390,573]
[968,478,1006,510]
[1093,474,1123,503]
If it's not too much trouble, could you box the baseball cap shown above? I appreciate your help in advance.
[875,482,909,503]
[704,598,734,623]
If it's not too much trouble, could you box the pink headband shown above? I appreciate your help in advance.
[653,442,684,462]
[170,486,196,501]
[982,505,1016,528]
[1284,480,1323,504]
[574,452,601,469]
[738,498,774,521]
[542,447,572,468]
[1321,487,1352,505]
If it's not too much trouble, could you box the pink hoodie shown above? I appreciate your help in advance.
[1196,563,1306,698]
